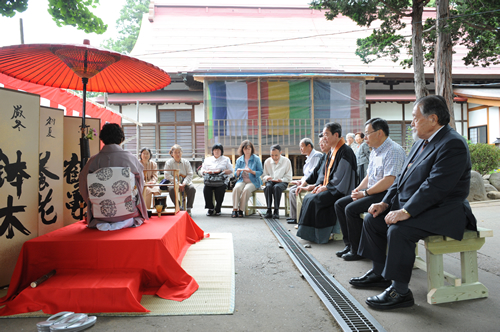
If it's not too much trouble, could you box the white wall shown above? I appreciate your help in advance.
[121,104,157,124]
[371,102,404,120]
[195,104,204,122]
[489,107,500,143]
[469,108,487,127]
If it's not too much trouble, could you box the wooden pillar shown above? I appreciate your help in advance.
[136,101,139,157]
[258,77,262,159]
[310,78,315,146]
[204,79,209,157]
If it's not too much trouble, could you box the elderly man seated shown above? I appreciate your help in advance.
[79,123,148,231]
[296,122,357,243]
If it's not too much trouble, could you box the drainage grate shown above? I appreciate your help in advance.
[264,216,386,332]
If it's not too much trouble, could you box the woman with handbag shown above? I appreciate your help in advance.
[232,140,263,218]
[200,143,233,216]
[139,147,160,209]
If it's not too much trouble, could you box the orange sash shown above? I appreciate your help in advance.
[323,138,345,186]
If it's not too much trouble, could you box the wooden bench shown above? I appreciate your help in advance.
[359,213,492,304]
[414,227,492,304]
[220,188,290,217]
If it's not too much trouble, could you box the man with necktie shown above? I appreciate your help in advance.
[350,95,477,310]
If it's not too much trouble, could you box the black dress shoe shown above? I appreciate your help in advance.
[366,287,414,310]
[206,209,214,216]
[287,219,297,224]
[273,213,279,219]
[342,251,364,261]
[335,246,350,257]
[264,209,272,218]
[349,269,392,288]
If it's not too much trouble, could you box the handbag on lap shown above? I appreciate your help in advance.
[203,173,226,187]
[87,167,137,218]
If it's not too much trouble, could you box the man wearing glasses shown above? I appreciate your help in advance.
[334,118,406,261]
[350,95,476,310]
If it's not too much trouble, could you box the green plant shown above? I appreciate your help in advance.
[467,142,500,175]
[404,125,414,156]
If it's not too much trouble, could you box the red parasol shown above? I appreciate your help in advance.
[0,40,171,166]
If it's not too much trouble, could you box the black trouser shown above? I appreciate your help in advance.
[264,181,288,210]
[359,211,434,283]
[203,185,226,213]
[334,191,386,253]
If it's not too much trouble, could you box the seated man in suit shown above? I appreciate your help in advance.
[262,144,293,219]
[350,95,477,310]
[79,123,148,231]
[296,122,357,244]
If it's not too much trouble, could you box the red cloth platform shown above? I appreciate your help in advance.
[0,212,206,315]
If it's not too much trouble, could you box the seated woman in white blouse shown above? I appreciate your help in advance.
[200,144,233,216]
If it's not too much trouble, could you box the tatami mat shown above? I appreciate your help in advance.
[0,233,235,317]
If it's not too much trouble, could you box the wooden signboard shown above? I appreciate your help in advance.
[62,116,100,226]
[0,88,40,286]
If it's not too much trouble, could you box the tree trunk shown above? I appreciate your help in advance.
[435,0,456,129]
[412,0,429,100]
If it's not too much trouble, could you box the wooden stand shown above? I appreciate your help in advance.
[143,169,181,215]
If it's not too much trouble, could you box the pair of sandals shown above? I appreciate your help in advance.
[231,210,244,218]
[37,312,96,332]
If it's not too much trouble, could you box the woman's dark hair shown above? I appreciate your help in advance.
[355,132,365,139]
[99,123,125,145]
[237,140,255,156]
[140,147,152,161]
[212,143,224,155]
[365,118,390,137]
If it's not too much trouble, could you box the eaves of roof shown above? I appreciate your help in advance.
[94,90,203,105]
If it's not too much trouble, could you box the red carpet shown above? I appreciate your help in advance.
[0,212,206,315]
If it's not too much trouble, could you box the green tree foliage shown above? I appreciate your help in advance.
[422,1,500,68]
[100,0,149,54]
[310,0,500,69]
[468,143,500,175]
[0,0,107,34]
[1,0,28,17]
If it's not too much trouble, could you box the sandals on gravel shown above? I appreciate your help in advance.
[49,313,96,332]
[37,312,96,332]
[37,312,74,332]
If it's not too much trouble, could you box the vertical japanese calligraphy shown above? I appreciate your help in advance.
[63,116,100,226]
[38,107,64,236]
[0,88,39,286]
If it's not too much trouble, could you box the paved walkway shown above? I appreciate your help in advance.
[2,185,499,331]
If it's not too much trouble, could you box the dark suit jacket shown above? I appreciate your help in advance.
[382,124,476,240]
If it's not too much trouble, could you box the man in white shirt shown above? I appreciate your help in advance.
[286,138,323,224]
[262,144,293,219]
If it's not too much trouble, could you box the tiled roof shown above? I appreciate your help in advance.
[131,2,500,77]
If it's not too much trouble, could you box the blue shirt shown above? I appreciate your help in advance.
[302,149,323,181]
[234,154,263,188]
[366,137,406,188]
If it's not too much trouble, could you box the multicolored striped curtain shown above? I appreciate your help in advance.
[206,79,363,138]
